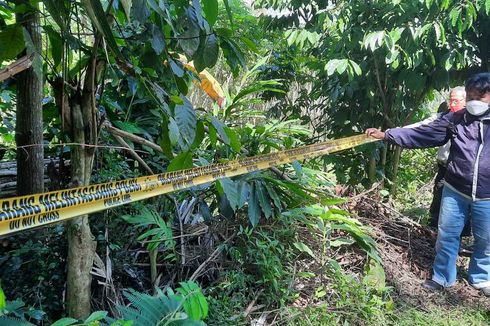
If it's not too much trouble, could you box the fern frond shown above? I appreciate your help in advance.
[0,316,34,326]
[118,289,181,326]
[116,306,148,325]
[117,288,208,326]
[124,290,163,323]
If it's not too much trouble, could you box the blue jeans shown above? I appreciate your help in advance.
[432,185,490,289]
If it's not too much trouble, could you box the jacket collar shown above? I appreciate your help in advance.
[463,108,490,122]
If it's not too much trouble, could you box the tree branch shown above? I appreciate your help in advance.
[0,54,33,82]
[112,134,154,174]
[102,122,163,153]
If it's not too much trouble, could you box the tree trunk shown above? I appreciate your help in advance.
[66,49,100,319]
[15,4,44,195]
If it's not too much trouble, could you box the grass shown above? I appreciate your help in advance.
[285,305,490,326]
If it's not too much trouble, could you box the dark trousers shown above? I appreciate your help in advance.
[429,163,471,236]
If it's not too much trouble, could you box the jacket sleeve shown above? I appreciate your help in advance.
[384,113,452,149]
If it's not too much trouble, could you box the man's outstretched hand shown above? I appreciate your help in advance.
[365,128,385,139]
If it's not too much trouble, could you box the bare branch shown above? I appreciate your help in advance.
[0,54,33,82]
[111,134,154,174]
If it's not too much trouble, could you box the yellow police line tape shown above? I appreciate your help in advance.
[0,134,377,237]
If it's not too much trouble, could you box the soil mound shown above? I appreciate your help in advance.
[350,196,490,311]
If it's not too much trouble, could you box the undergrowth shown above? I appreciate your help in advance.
[285,305,489,326]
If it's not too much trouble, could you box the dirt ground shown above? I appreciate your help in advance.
[350,196,490,311]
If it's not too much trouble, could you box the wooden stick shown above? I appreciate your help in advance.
[112,134,154,174]
[102,122,163,153]
[0,54,33,82]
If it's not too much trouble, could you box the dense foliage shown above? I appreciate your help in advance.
[0,0,489,325]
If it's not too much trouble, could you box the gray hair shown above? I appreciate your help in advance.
[450,86,466,96]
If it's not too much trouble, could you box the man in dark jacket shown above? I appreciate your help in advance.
[428,87,466,229]
[366,73,490,296]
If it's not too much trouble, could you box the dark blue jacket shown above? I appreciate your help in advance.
[385,109,490,200]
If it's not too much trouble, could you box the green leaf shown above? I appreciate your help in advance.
[434,22,446,45]
[293,242,315,259]
[170,95,184,105]
[467,2,476,19]
[264,182,282,212]
[386,48,399,65]
[324,59,338,76]
[415,23,432,41]
[5,299,24,312]
[336,59,348,75]
[222,0,234,29]
[286,29,298,46]
[160,117,174,158]
[191,120,205,149]
[211,116,230,144]
[179,10,201,57]
[43,0,69,32]
[0,25,25,62]
[168,117,181,146]
[239,36,258,53]
[203,34,219,68]
[192,0,207,30]
[167,151,193,171]
[85,311,108,323]
[130,0,149,23]
[219,178,239,210]
[388,27,404,43]
[82,0,123,58]
[208,122,217,147]
[150,24,165,55]
[256,183,272,219]
[201,0,218,27]
[231,80,283,105]
[248,183,261,226]
[224,127,241,152]
[175,96,197,148]
[26,309,45,321]
[169,58,185,77]
[330,237,355,247]
[486,0,490,15]
[449,7,460,27]
[220,38,245,76]
[51,318,79,326]
[176,281,208,320]
[0,284,5,311]
[238,181,250,208]
[147,0,167,17]
[114,121,144,134]
[363,260,386,291]
[321,198,346,206]
[44,26,62,69]
[194,34,219,71]
[349,60,362,76]
[315,286,327,298]
[363,31,385,52]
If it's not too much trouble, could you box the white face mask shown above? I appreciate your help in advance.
[466,100,490,116]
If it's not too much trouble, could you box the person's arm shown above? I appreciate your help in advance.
[366,113,452,149]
